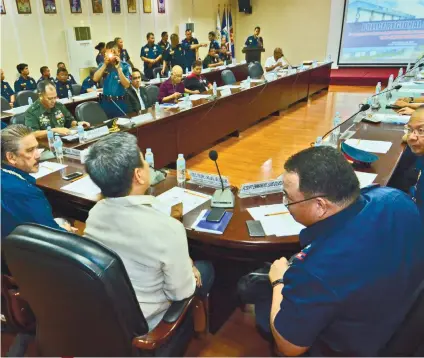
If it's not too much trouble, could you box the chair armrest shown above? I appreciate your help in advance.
[132,296,194,350]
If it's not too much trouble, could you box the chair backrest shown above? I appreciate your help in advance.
[15,91,38,107]
[146,85,159,105]
[1,96,11,110]
[248,62,264,79]
[72,84,82,95]
[75,101,108,125]
[379,280,424,356]
[153,66,164,78]
[11,113,26,125]
[221,69,236,85]
[3,224,149,357]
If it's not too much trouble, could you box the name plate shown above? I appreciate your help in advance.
[86,125,109,141]
[238,179,283,198]
[63,147,81,159]
[131,112,154,125]
[188,170,230,189]
[219,88,232,97]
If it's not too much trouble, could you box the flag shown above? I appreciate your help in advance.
[216,8,221,41]
[221,7,228,49]
[229,8,234,57]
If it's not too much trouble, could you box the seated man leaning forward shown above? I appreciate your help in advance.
[83,132,214,331]
[255,146,424,356]
[158,65,198,103]
[24,80,90,139]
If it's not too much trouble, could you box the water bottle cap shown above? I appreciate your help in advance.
[178,154,184,158]
[335,112,340,116]
[146,148,152,152]
[47,126,51,130]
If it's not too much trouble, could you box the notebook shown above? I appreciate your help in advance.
[192,209,233,235]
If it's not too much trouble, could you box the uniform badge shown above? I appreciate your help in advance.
[144,48,149,53]
[249,39,252,43]
[295,251,307,261]
[3,85,6,89]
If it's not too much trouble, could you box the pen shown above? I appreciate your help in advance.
[70,174,87,183]
[184,190,209,199]
[265,211,289,217]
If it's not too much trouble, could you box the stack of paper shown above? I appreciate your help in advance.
[216,85,241,90]
[247,204,305,237]
[61,175,101,197]
[178,94,211,101]
[30,162,68,180]
[3,105,29,115]
[371,113,410,124]
[155,187,211,215]
[355,171,377,188]
[345,139,392,154]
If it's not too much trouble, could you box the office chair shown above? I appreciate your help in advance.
[71,84,82,95]
[153,67,167,78]
[3,224,206,357]
[10,113,26,125]
[75,101,109,126]
[146,85,160,105]
[221,70,236,85]
[15,91,38,107]
[248,62,264,79]
[1,96,11,110]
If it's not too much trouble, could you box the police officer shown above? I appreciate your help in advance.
[245,26,263,48]
[158,31,171,53]
[203,48,224,69]
[182,29,207,71]
[140,32,163,80]
[14,63,37,94]
[55,68,74,99]
[57,62,77,85]
[93,40,131,118]
[37,66,54,84]
[115,37,134,69]
[219,44,232,65]
[162,33,186,75]
[1,69,15,107]
[81,68,101,94]
[208,31,220,51]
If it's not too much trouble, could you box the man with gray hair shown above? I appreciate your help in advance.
[84,132,214,331]
[1,124,74,240]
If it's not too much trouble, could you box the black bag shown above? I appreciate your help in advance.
[237,264,273,304]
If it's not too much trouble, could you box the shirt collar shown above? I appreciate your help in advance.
[299,194,366,248]
[102,195,168,211]
[1,163,36,184]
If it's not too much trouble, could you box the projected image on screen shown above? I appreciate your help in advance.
[339,0,424,65]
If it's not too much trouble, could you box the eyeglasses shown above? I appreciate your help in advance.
[283,192,327,207]
[404,126,424,137]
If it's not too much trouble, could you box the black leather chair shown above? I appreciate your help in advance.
[75,101,108,126]
[248,62,264,79]
[3,224,206,357]
[378,280,424,356]
[1,96,11,110]
[146,85,160,105]
[221,69,236,85]
[153,67,167,78]
[15,91,38,107]
[71,84,82,95]
[10,113,26,125]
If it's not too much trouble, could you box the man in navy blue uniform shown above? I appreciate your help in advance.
[208,31,220,51]
[81,68,101,94]
[1,69,15,107]
[406,108,424,220]
[157,31,171,53]
[55,68,74,99]
[140,32,163,80]
[14,63,37,94]
[181,29,207,71]
[245,26,263,48]
[161,33,186,75]
[57,62,77,85]
[256,146,424,356]
[115,37,134,69]
[37,66,54,84]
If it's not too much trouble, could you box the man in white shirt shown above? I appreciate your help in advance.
[84,132,214,331]
[125,68,151,114]
[265,48,288,72]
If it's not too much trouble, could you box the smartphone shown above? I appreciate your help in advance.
[206,208,226,223]
[386,104,402,110]
[62,172,83,181]
[246,220,266,237]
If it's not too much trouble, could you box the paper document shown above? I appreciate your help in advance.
[30,161,68,179]
[355,171,377,188]
[61,175,101,197]
[155,186,211,215]
[372,113,410,124]
[57,98,71,104]
[249,79,264,83]
[217,85,241,90]
[178,94,211,101]
[3,105,29,115]
[345,139,392,154]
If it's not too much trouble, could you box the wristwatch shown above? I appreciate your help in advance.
[271,278,284,287]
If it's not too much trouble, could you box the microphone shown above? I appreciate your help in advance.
[109,96,135,127]
[208,150,234,208]
[322,104,370,140]
[369,84,402,98]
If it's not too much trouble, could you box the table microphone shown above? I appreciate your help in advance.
[209,150,234,208]
[109,97,135,127]
[369,84,402,98]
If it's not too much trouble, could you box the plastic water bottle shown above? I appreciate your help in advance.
[406,62,411,73]
[315,136,323,147]
[92,85,97,91]
[28,97,33,105]
[47,126,54,151]
[373,82,381,107]
[398,68,403,79]
[154,101,161,119]
[247,76,251,86]
[67,90,72,100]
[329,112,341,148]
[54,135,64,163]
[156,72,160,81]
[327,54,332,62]
[176,154,186,184]
[387,74,394,89]
[77,124,86,144]
[145,148,154,168]
[185,94,192,109]
[212,81,217,96]
[186,67,190,75]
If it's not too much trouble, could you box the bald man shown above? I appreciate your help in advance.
[405,109,424,220]
[265,48,288,72]
[157,65,198,103]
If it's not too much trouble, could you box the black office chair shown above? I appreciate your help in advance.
[75,101,108,126]
[146,85,160,104]
[221,69,236,85]
[153,66,167,78]
[10,113,26,125]
[3,224,206,357]
[71,84,82,95]
[248,62,264,79]
[15,91,38,107]
[1,96,11,110]
[378,280,424,356]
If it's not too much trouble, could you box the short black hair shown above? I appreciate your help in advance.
[193,60,202,68]
[284,146,360,204]
[37,80,56,94]
[185,28,192,33]
[40,66,49,75]
[57,62,65,67]
[16,63,28,74]
[161,31,168,37]
[57,68,68,75]
[146,32,154,39]
[209,31,215,37]
[131,68,142,77]
[255,26,261,31]
[106,41,117,49]
[95,42,105,51]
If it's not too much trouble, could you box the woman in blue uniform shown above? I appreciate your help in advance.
[95,42,106,65]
